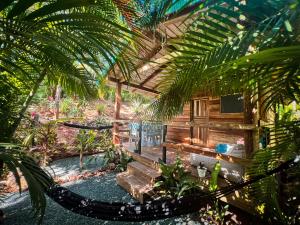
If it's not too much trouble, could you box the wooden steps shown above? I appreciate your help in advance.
[116,160,161,203]
[127,161,161,185]
[125,150,161,170]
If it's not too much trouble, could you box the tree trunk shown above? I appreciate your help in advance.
[43,151,48,166]
[79,150,83,170]
[0,70,47,177]
[55,85,62,120]
[9,70,47,140]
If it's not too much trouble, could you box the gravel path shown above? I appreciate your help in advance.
[1,155,201,225]
[46,154,105,179]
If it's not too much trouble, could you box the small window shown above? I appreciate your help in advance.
[220,94,244,113]
[194,99,208,117]
[194,100,200,117]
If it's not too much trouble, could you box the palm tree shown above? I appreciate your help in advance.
[0,1,191,223]
[0,0,140,223]
[153,0,300,223]
[0,0,141,142]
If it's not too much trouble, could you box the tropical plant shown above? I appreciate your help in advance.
[0,0,141,142]
[75,130,98,170]
[21,121,57,166]
[152,0,300,223]
[0,143,54,224]
[0,1,191,223]
[59,97,74,118]
[103,147,117,166]
[154,155,199,197]
[115,151,134,172]
[34,123,57,166]
[247,120,300,224]
[96,104,106,116]
[199,201,230,225]
[209,161,221,192]
[103,147,133,172]
[154,0,300,119]
[201,161,230,225]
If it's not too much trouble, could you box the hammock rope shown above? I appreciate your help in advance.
[45,156,299,222]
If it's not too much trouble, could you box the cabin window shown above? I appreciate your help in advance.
[220,94,244,113]
[194,99,208,117]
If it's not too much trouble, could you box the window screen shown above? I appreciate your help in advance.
[220,94,244,113]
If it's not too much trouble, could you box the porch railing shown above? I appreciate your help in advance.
[116,119,252,165]
[117,120,166,160]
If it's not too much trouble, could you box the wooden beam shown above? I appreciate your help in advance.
[134,43,162,73]
[166,121,256,130]
[163,142,251,166]
[140,68,162,86]
[139,64,167,86]
[152,82,160,91]
[109,77,159,94]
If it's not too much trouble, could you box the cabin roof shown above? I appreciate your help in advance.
[107,8,199,96]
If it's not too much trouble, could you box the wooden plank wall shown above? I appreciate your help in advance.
[167,97,247,148]
[206,97,245,148]
[166,104,191,144]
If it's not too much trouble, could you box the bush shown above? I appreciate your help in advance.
[75,130,98,170]
[21,122,58,166]
[96,104,106,115]
[35,123,57,165]
[103,148,133,172]
[154,155,200,197]
[60,97,73,117]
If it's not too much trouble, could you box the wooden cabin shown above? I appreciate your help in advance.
[107,5,260,213]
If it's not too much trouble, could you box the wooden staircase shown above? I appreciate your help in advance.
[116,160,161,203]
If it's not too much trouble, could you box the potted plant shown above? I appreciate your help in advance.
[197,162,207,178]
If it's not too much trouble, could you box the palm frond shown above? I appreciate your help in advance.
[0,143,54,224]
[153,0,299,120]
[0,0,143,140]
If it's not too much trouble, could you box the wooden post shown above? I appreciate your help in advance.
[190,100,194,145]
[252,82,261,152]
[137,121,142,154]
[162,124,167,163]
[244,92,254,158]
[113,81,122,145]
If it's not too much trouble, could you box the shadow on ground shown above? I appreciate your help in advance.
[2,155,200,225]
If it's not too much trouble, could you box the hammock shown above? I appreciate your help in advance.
[45,156,299,222]
[63,122,113,130]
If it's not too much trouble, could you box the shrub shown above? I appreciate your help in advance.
[35,123,57,165]
[60,97,73,117]
[103,148,133,172]
[154,155,199,197]
[75,130,98,170]
[96,104,106,115]
[21,122,57,166]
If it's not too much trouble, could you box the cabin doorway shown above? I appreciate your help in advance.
[193,98,209,146]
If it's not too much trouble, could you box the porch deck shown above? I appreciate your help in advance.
[118,143,254,213]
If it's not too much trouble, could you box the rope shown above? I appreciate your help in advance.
[45,156,300,222]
